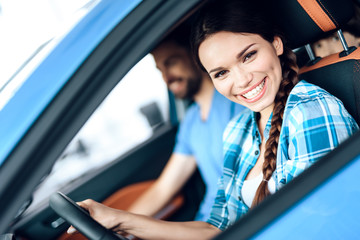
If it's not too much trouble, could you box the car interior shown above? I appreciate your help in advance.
[2,0,360,239]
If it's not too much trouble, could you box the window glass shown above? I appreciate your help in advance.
[27,54,169,211]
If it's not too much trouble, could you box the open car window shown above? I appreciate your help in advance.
[25,54,170,213]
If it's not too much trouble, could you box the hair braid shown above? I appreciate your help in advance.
[251,46,299,207]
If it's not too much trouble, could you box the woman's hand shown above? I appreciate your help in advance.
[67,199,129,234]
[67,199,220,240]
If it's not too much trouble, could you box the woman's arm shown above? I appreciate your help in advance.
[68,199,221,240]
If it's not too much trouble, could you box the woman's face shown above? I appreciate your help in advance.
[199,31,284,114]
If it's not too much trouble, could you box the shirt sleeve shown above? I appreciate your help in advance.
[284,93,359,183]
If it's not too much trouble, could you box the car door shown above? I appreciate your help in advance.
[214,131,360,240]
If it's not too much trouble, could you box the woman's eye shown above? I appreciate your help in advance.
[243,51,257,62]
[214,70,227,78]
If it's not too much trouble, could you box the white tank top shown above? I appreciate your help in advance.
[241,173,276,208]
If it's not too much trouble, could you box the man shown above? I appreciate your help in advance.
[127,25,245,221]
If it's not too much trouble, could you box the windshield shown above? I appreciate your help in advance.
[0,0,100,109]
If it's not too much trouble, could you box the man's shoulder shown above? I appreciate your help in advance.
[184,102,199,117]
[179,102,199,127]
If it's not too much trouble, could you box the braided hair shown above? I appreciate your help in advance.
[251,46,298,207]
[191,0,299,207]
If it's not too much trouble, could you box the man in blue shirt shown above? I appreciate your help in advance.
[127,25,245,221]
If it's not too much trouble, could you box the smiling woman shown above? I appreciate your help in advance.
[192,0,358,226]
[58,0,359,239]
[193,0,358,210]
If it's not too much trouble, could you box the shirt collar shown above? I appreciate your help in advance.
[251,111,273,141]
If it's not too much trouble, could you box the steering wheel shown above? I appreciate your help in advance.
[49,192,127,240]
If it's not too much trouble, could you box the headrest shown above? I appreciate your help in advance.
[271,0,355,49]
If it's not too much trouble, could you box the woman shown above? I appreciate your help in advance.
[68,0,358,239]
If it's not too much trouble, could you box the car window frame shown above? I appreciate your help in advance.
[0,0,204,234]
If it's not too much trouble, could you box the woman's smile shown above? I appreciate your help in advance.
[237,77,267,103]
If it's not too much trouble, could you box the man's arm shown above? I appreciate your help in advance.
[127,153,197,216]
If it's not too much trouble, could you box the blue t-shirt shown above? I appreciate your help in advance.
[174,89,245,221]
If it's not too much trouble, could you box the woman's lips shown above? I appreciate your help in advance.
[236,77,268,103]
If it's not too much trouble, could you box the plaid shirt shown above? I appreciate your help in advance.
[207,80,359,231]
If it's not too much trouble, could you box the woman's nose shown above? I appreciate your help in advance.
[233,68,253,89]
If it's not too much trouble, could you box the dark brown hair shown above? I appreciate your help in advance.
[191,0,299,206]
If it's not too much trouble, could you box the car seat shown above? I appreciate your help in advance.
[271,0,360,125]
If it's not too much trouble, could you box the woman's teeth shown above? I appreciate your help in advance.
[242,80,265,99]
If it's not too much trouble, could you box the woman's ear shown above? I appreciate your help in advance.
[272,36,284,56]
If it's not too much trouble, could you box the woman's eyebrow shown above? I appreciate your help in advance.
[209,67,224,75]
[208,43,256,74]
[236,43,256,60]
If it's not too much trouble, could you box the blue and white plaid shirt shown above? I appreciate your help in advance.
[207,80,359,231]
